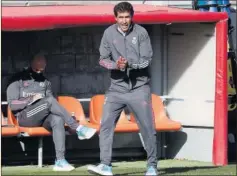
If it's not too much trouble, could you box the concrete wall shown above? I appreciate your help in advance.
[166,127,214,162]
[1,26,109,114]
[166,23,216,127]
[157,22,216,162]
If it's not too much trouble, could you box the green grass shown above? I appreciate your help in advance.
[2,159,236,175]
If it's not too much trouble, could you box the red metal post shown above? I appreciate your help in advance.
[213,19,228,166]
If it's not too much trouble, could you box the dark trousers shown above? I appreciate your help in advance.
[99,85,157,167]
[18,96,79,160]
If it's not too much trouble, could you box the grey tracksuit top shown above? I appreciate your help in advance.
[6,68,52,114]
[99,23,153,93]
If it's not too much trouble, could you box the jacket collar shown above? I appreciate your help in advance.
[115,22,134,36]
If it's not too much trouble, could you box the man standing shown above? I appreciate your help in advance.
[7,53,96,171]
[87,2,158,176]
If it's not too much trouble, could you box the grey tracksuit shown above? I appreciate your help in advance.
[99,23,153,92]
[6,68,79,160]
[99,23,158,167]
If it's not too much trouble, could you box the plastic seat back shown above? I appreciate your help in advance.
[57,96,87,123]
[89,94,128,124]
[130,94,167,123]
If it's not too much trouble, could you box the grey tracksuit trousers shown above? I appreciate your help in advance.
[99,85,157,167]
[18,96,79,160]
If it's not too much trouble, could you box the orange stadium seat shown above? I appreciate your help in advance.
[8,106,51,136]
[130,94,182,131]
[89,94,139,132]
[2,111,20,137]
[90,94,182,133]
[57,96,99,131]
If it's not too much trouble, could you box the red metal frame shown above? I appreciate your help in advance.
[1,5,228,166]
[213,20,228,166]
[2,5,227,31]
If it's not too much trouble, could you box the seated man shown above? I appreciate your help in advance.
[6,52,96,171]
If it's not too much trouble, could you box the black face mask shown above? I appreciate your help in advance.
[29,68,45,82]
